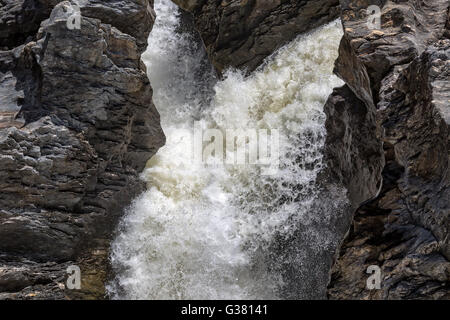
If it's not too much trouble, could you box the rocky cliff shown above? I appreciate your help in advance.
[172,0,340,74]
[326,0,449,299]
[0,0,165,299]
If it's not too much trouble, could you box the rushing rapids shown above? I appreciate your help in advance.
[108,0,345,299]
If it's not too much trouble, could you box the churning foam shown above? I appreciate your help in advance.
[108,0,344,299]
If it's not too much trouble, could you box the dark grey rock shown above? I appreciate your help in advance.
[0,0,165,299]
[324,85,384,208]
[326,0,450,299]
[172,0,340,74]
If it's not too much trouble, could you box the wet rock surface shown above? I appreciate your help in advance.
[326,0,450,299]
[0,0,164,299]
[172,0,340,74]
[324,84,384,210]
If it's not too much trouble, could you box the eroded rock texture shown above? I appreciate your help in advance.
[172,0,340,74]
[0,0,164,299]
[1,0,156,51]
[326,0,450,299]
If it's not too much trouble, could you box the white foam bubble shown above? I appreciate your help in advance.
[108,0,344,299]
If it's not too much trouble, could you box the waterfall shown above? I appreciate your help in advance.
[108,0,345,299]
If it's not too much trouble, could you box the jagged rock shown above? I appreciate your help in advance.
[0,0,164,299]
[0,261,71,299]
[172,0,340,74]
[0,0,49,50]
[73,0,157,53]
[324,85,384,209]
[1,0,155,53]
[326,0,450,299]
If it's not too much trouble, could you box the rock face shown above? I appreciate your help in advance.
[1,0,156,52]
[326,0,450,299]
[0,0,164,299]
[1,0,448,300]
[324,85,384,211]
[172,0,340,74]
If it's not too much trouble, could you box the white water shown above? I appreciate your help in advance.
[108,0,344,299]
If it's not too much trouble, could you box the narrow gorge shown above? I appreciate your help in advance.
[0,0,448,300]
[108,0,347,299]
